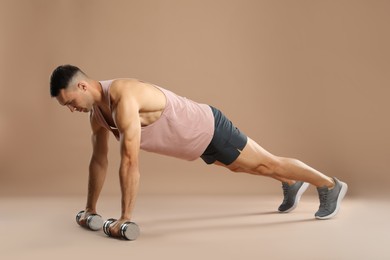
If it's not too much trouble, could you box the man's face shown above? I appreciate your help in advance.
[56,83,93,113]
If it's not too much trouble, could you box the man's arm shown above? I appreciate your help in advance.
[112,94,141,223]
[85,114,109,214]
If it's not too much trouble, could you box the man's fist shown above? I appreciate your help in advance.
[103,218,140,240]
[75,210,104,231]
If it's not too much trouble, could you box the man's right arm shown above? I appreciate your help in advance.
[85,115,109,214]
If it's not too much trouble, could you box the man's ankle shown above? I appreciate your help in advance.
[326,177,335,190]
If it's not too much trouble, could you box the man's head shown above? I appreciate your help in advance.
[50,65,95,113]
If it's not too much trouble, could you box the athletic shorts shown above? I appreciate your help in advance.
[200,106,248,165]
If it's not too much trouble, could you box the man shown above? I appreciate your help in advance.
[50,65,348,238]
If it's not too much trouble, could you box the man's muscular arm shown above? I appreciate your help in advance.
[112,93,141,224]
[85,114,109,214]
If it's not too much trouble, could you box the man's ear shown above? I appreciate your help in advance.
[77,81,88,91]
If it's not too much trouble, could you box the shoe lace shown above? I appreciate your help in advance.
[318,189,329,208]
[282,183,290,203]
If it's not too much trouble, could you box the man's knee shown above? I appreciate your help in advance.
[228,165,242,173]
[253,156,283,176]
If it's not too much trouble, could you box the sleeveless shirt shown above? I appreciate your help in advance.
[92,80,215,161]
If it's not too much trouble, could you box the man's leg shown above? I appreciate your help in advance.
[214,137,347,219]
[213,160,295,184]
[217,137,334,188]
[215,156,310,213]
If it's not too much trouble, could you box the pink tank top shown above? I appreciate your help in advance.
[92,80,215,161]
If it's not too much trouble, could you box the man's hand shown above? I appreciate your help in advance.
[103,217,140,240]
[107,218,131,237]
[76,209,103,231]
[76,209,95,226]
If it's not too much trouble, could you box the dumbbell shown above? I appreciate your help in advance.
[103,218,140,241]
[75,210,104,231]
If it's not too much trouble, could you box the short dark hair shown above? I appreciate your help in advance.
[50,65,85,97]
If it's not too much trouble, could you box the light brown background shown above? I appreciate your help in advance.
[1,0,389,197]
[2,1,390,259]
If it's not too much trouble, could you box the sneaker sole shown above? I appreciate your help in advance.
[315,181,348,220]
[279,182,309,213]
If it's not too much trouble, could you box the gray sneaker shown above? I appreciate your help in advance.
[278,181,309,213]
[315,177,348,220]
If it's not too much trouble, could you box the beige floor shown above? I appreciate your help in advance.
[1,195,389,260]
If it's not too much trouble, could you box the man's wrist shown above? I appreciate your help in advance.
[120,212,131,220]
[85,207,97,214]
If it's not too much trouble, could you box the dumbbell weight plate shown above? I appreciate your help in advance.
[120,222,140,241]
[87,214,104,231]
[76,210,84,225]
[103,218,117,237]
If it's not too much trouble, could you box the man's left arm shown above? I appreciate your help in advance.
[110,95,141,236]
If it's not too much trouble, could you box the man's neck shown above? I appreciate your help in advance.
[91,80,105,106]
[91,80,112,113]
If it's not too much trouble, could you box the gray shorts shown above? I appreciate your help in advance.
[200,106,248,165]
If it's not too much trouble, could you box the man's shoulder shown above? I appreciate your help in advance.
[110,78,142,95]
[110,78,160,102]
[110,78,140,87]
